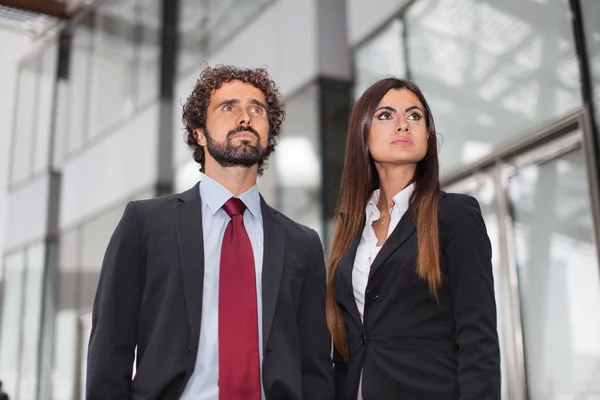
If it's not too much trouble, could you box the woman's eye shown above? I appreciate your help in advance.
[407,112,422,121]
[376,111,392,120]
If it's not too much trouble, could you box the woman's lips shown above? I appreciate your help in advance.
[391,137,413,145]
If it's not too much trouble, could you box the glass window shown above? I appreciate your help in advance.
[275,85,323,234]
[88,0,136,139]
[206,0,270,50]
[18,243,46,399]
[38,242,58,400]
[177,1,209,75]
[353,18,406,100]
[52,229,80,400]
[10,38,59,184]
[51,310,79,400]
[11,60,38,186]
[0,251,26,397]
[67,14,94,155]
[33,43,58,176]
[402,0,581,173]
[508,146,600,399]
[136,0,161,106]
[580,1,600,138]
[177,0,272,76]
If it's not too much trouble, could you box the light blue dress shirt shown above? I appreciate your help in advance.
[180,175,265,400]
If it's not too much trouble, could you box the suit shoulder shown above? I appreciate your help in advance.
[131,191,181,214]
[439,192,483,226]
[273,210,320,243]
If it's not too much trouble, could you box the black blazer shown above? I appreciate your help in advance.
[86,183,334,400]
[333,193,500,400]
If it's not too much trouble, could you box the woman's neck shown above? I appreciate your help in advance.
[375,163,416,212]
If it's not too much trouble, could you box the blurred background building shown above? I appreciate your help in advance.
[0,0,599,399]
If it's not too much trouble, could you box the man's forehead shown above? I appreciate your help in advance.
[210,80,266,102]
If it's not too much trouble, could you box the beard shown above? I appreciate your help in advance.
[204,126,268,169]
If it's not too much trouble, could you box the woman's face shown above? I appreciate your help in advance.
[367,88,429,167]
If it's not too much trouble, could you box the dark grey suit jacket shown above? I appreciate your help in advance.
[333,193,501,400]
[86,183,334,400]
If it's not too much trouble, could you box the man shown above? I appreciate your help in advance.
[86,65,333,399]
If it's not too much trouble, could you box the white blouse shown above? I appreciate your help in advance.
[352,183,415,321]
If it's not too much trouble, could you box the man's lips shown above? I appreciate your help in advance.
[231,132,257,140]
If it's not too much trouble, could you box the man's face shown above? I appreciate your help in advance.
[196,80,270,169]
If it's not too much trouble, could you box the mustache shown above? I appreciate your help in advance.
[227,125,260,140]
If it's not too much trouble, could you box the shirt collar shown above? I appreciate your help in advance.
[199,174,262,220]
[365,183,415,223]
[392,182,415,214]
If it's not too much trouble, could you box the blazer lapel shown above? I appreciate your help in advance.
[260,197,286,353]
[337,230,362,296]
[173,182,205,345]
[336,229,363,328]
[368,211,416,280]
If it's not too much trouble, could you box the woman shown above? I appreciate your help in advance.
[327,78,500,400]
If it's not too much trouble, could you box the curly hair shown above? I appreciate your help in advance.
[182,65,286,175]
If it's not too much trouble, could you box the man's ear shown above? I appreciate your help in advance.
[195,128,207,146]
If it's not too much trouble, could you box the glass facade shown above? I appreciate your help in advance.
[0,244,46,399]
[353,18,406,99]
[66,14,93,156]
[404,0,581,172]
[177,0,272,76]
[580,1,600,139]
[65,0,162,160]
[88,0,137,139]
[10,42,58,186]
[509,146,600,399]
[2,0,600,399]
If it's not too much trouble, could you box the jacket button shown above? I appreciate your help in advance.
[366,289,379,300]
[360,334,366,345]
[188,344,193,352]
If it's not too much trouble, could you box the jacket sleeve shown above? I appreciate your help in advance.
[86,201,145,399]
[443,195,501,399]
[298,230,335,400]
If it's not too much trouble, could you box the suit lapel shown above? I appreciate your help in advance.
[337,230,362,296]
[260,197,286,352]
[368,210,416,280]
[336,229,363,328]
[173,183,205,346]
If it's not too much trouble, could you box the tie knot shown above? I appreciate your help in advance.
[222,197,247,217]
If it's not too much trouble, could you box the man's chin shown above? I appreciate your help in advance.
[232,138,258,147]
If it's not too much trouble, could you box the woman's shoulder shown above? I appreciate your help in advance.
[438,191,485,227]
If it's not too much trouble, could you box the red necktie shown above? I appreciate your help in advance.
[219,197,261,400]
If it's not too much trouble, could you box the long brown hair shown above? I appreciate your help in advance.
[326,78,441,360]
